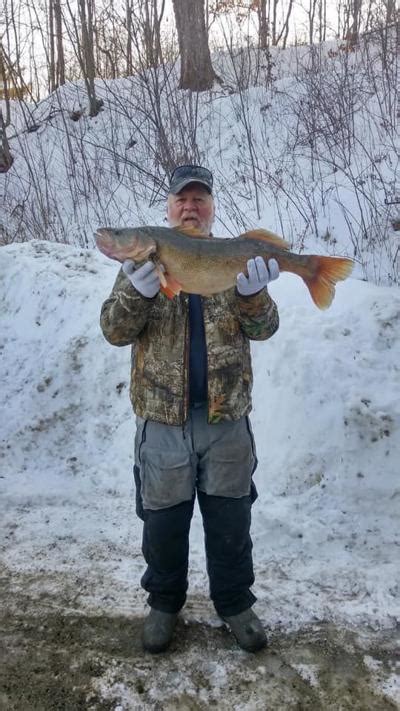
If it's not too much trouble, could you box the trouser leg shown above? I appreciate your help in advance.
[134,416,196,613]
[141,498,195,613]
[197,490,256,617]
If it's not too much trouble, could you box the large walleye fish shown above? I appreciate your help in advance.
[95,224,353,309]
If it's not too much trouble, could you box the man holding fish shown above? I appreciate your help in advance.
[99,165,352,654]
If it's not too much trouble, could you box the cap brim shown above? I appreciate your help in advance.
[169,178,212,195]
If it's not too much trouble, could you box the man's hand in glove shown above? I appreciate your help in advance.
[236,257,279,296]
[122,260,164,298]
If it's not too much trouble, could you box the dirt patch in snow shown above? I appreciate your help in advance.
[0,567,398,711]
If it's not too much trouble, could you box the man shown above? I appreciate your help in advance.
[100,165,280,654]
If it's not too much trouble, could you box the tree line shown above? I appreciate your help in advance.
[0,0,398,173]
[1,0,397,101]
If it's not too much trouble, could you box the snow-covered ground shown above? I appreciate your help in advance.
[1,240,399,708]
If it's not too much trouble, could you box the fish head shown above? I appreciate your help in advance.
[95,227,156,263]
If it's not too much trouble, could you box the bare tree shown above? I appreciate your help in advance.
[126,0,133,75]
[64,0,102,116]
[257,0,268,48]
[0,0,31,98]
[348,0,363,45]
[0,44,11,126]
[0,107,13,172]
[48,0,56,91]
[78,0,99,113]
[255,0,286,46]
[94,4,121,78]
[273,0,295,47]
[172,0,219,91]
[143,0,165,68]
[128,0,166,70]
[54,0,66,87]
[319,0,327,42]
[339,0,363,44]
[308,0,318,44]
[306,0,330,45]
[248,0,295,49]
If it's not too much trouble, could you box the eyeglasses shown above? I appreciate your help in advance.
[169,164,213,188]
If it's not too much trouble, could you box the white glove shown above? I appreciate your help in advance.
[237,257,279,296]
[122,259,163,298]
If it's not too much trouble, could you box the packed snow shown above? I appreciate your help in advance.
[1,238,399,626]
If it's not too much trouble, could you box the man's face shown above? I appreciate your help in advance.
[167,183,215,235]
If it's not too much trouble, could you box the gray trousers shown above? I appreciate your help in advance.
[134,405,259,615]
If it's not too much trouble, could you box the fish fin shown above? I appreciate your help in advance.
[304,256,353,309]
[175,225,209,239]
[160,273,182,299]
[152,260,182,299]
[240,229,291,250]
[154,264,168,288]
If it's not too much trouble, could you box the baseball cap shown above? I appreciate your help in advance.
[169,164,213,195]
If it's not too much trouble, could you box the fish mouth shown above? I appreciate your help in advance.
[94,229,116,259]
[95,228,111,239]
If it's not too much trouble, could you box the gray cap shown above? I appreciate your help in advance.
[169,164,213,195]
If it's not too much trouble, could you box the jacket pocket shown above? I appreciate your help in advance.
[140,449,194,510]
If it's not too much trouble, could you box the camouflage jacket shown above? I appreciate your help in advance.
[100,268,279,425]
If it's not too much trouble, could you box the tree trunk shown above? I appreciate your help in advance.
[54,0,65,87]
[308,0,318,45]
[275,0,295,47]
[258,0,268,49]
[271,0,279,45]
[349,0,362,46]
[126,0,133,76]
[0,46,11,127]
[0,108,13,173]
[144,0,154,67]
[385,0,396,25]
[319,0,326,42]
[78,0,101,116]
[49,0,56,92]
[172,0,218,91]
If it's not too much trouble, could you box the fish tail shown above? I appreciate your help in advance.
[303,256,353,309]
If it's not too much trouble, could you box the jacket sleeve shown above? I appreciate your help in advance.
[100,267,157,346]
[235,287,279,341]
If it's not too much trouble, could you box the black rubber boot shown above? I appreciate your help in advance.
[142,608,178,653]
[222,608,267,652]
